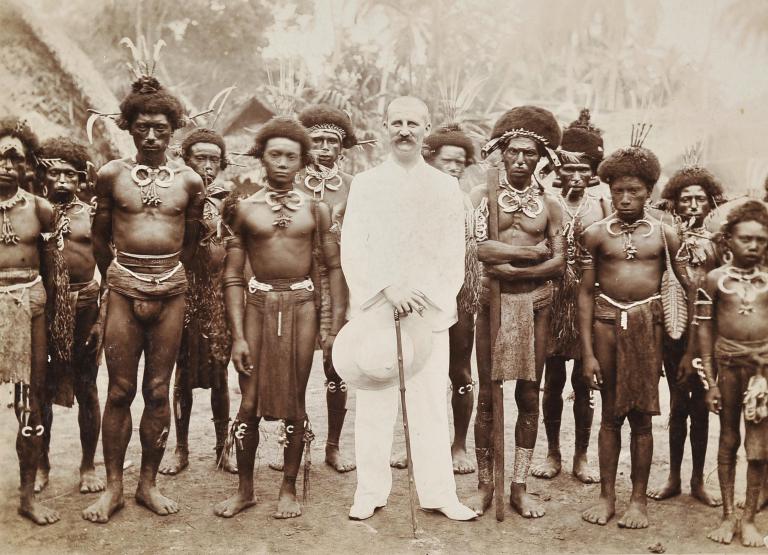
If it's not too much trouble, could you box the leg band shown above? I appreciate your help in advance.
[325,380,347,393]
[452,381,477,395]
[476,447,493,484]
[512,446,534,484]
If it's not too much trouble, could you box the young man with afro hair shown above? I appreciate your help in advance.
[579,137,688,529]
[647,160,724,507]
[83,74,206,524]
[214,116,345,519]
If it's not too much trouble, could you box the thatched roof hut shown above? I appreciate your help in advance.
[0,1,133,164]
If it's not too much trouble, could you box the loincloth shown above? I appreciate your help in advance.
[106,251,187,301]
[0,269,45,386]
[715,336,768,461]
[50,278,101,407]
[550,263,581,360]
[482,281,552,382]
[594,292,663,417]
[245,277,316,420]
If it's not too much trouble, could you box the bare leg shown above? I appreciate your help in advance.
[509,308,548,518]
[618,412,652,529]
[572,360,598,483]
[449,310,475,475]
[134,295,185,516]
[583,321,618,526]
[34,402,52,493]
[83,292,143,523]
[467,307,494,516]
[532,356,565,479]
[159,380,191,476]
[741,461,767,547]
[689,384,720,506]
[324,349,354,473]
[18,312,60,525]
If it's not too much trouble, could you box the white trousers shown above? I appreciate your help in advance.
[353,330,459,509]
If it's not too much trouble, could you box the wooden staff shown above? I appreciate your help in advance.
[394,308,419,538]
[486,168,505,522]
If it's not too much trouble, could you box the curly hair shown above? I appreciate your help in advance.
[181,128,227,170]
[660,166,724,209]
[0,116,40,162]
[298,104,358,149]
[597,146,661,191]
[36,137,91,184]
[424,123,475,166]
[721,200,768,238]
[247,117,313,167]
[117,77,186,131]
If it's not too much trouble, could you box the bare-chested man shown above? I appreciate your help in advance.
[82,76,205,523]
[699,200,768,548]
[214,117,344,519]
[0,117,61,524]
[534,110,606,484]
[469,106,565,518]
[160,128,236,476]
[34,138,104,495]
[580,140,687,529]
[647,162,724,506]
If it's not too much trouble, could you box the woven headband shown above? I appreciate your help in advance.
[481,129,560,167]
[307,123,346,141]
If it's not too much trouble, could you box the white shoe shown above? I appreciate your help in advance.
[349,502,386,520]
[424,501,478,521]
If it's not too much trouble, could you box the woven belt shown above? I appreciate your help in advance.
[248,277,314,293]
[114,260,183,284]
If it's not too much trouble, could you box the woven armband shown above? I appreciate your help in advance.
[693,287,713,322]
[221,276,246,289]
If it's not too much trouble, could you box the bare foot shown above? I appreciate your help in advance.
[19,499,60,525]
[509,483,545,518]
[214,492,257,518]
[79,469,105,493]
[390,450,407,469]
[740,520,765,548]
[690,480,722,507]
[572,454,600,484]
[34,466,50,494]
[273,484,302,519]
[467,484,494,516]
[582,496,615,526]
[706,515,738,544]
[647,477,681,501]
[135,485,178,516]
[325,444,356,473]
[82,486,125,523]
[531,452,561,479]
[158,447,189,476]
[451,444,475,475]
[216,447,238,474]
[617,500,649,529]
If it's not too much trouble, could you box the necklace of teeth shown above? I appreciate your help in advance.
[717,264,768,315]
[559,195,589,263]
[264,186,305,228]
[303,163,342,200]
[605,212,654,260]
[0,188,28,245]
[497,173,544,217]
[130,157,174,206]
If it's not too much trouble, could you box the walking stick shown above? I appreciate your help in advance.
[487,169,505,522]
[394,308,419,538]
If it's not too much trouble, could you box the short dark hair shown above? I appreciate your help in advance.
[424,123,475,166]
[181,128,227,170]
[722,200,768,237]
[117,77,186,131]
[247,117,313,167]
[36,137,92,184]
[597,146,661,191]
[660,166,724,209]
[0,116,39,162]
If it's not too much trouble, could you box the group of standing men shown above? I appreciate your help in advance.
[2,67,767,548]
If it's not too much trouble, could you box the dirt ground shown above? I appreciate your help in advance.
[1,353,764,554]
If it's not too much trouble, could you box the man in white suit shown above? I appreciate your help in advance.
[340,96,476,521]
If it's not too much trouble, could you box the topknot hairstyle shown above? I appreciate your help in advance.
[36,137,92,183]
[721,199,768,238]
[561,109,604,171]
[0,116,40,162]
[247,117,313,167]
[297,104,357,149]
[117,77,186,131]
[660,165,724,209]
[424,123,475,166]
[181,128,227,170]
[597,146,662,191]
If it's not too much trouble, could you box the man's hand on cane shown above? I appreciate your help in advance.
[384,285,428,317]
